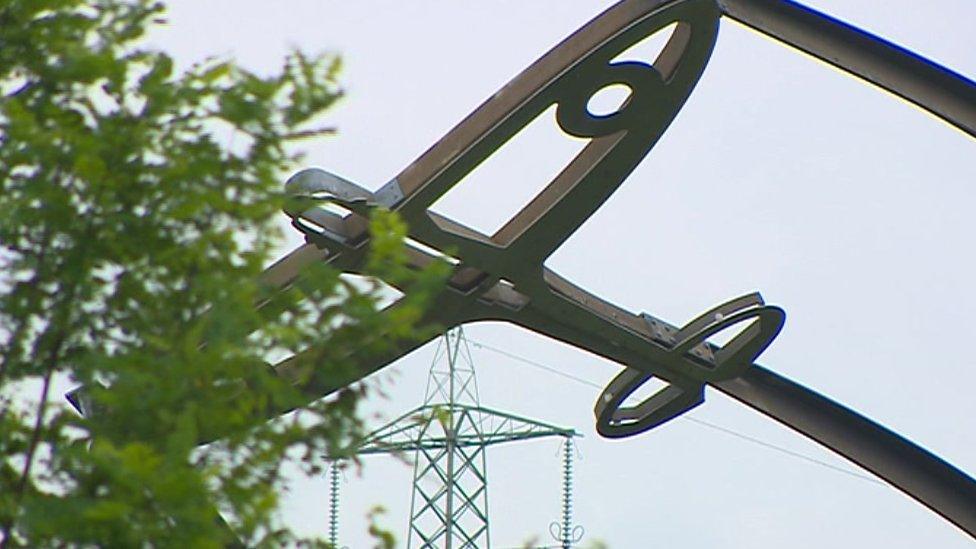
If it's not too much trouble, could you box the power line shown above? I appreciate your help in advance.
[469,340,605,390]
[467,338,885,487]
[679,416,883,485]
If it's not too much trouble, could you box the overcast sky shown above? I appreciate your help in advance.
[150,2,976,547]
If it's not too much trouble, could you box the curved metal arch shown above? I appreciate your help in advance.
[264,0,976,539]
[720,0,976,137]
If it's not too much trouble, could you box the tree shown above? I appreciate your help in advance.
[0,0,445,546]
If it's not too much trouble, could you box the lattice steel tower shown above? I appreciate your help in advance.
[337,327,579,548]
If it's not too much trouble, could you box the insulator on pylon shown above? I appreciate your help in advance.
[550,436,584,548]
[328,461,341,548]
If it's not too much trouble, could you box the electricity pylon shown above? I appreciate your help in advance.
[349,327,579,549]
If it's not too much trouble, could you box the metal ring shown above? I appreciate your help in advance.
[671,305,785,383]
[594,366,703,438]
[556,61,664,138]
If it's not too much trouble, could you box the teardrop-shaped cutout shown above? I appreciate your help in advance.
[427,104,588,236]
[611,22,678,66]
[586,83,633,117]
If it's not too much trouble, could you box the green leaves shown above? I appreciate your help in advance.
[0,0,444,546]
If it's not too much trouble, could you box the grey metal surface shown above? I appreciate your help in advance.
[263,0,976,537]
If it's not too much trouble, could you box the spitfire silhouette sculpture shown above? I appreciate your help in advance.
[263,0,976,538]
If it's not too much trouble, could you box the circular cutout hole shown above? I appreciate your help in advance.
[586,83,632,117]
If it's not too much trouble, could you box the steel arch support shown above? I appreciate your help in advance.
[260,0,976,538]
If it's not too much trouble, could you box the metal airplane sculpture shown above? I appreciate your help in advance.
[258,0,976,538]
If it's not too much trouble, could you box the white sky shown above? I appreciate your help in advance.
[151,2,976,547]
